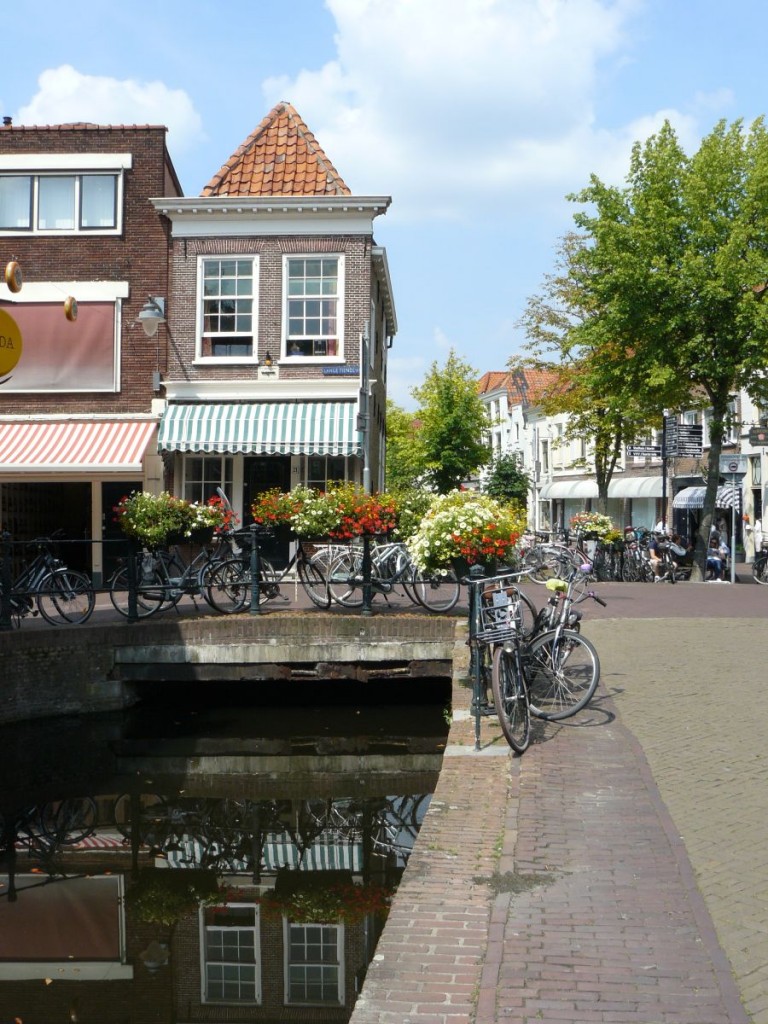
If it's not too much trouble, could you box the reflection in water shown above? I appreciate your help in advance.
[0,685,447,1021]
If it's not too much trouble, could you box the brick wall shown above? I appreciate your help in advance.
[0,124,179,413]
[168,234,372,381]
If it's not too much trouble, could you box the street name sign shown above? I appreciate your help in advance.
[626,445,662,458]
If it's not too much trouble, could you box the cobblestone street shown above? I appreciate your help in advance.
[351,582,768,1024]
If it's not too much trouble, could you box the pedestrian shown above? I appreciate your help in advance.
[705,533,729,582]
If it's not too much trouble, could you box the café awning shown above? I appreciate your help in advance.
[0,418,156,473]
[539,480,599,500]
[672,485,739,509]
[607,476,665,499]
[158,401,361,456]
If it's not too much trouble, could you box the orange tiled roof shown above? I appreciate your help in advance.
[477,371,509,395]
[202,102,351,198]
[507,367,560,405]
[478,367,560,405]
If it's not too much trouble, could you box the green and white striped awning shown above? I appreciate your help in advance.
[158,401,361,456]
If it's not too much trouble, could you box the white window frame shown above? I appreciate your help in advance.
[196,255,259,364]
[199,902,261,1005]
[282,254,344,362]
[283,919,345,1006]
[180,454,235,505]
[0,155,130,237]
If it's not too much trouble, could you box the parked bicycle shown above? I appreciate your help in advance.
[467,567,603,753]
[325,538,461,612]
[108,525,257,618]
[204,533,334,611]
[753,545,768,584]
[0,531,94,627]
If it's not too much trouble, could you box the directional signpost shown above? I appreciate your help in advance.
[665,421,703,458]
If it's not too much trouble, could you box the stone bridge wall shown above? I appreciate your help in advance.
[0,613,457,725]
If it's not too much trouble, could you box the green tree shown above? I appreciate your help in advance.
[384,399,422,491]
[410,349,491,493]
[483,451,531,507]
[570,118,768,575]
[517,234,656,513]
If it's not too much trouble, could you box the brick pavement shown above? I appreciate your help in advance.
[351,586,768,1024]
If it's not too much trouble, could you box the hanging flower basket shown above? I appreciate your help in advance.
[407,491,527,574]
[114,491,230,548]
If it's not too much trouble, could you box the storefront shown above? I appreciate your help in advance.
[157,400,363,566]
[0,417,160,584]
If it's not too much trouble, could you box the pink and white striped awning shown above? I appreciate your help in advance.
[0,419,157,473]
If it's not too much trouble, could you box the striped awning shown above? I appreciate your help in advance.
[672,484,739,509]
[164,833,363,873]
[158,402,361,456]
[0,419,156,473]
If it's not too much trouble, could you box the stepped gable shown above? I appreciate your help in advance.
[202,101,351,197]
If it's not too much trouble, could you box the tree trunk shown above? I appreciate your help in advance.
[690,399,727,582]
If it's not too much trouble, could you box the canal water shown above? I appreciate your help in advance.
[0,678,450,1022]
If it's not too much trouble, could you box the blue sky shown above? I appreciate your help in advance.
[3,0,767,408]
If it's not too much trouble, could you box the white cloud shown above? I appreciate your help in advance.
[262,0,654,220]
[16,65,204,153]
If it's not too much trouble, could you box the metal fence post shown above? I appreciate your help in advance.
[361,534,373,616]
[249,524,262,615]
[467,564,487,750]
[126,538,139,623]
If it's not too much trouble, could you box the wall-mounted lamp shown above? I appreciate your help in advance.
[137,296,166,338]
[264,351,273,367]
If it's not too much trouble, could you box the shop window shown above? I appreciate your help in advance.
[307,456,346,490]
[183,456,234,505]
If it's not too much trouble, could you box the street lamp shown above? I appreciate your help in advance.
[137,296,166,338]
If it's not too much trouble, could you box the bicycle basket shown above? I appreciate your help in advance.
[476,583,521,645]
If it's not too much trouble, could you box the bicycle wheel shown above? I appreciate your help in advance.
[109,564,165,618]
[491,645,530,753]
[753,554,768,585]
[525,628,600,720]
[327,547,365,608]
[298,554,332,608]
[39,797,98,844]
[37,569,95,625]
[412,568,461,612]
[205,557,250,613]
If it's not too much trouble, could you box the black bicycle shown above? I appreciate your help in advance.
[0,532,94,627]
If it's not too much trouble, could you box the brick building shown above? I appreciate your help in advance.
[0,122,181,583]
[153,102,396,563]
